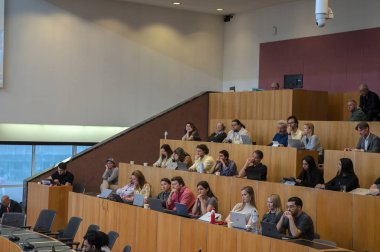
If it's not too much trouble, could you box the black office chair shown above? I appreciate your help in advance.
[1,213,26,227]
[23,209,56,233]
[123,245,132,252]
[107,231,119,250]
[73,183,86,194]
[47,216,82,244]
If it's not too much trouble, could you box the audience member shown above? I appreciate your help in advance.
[369,177,380,194]
[82,231,103,252]
[156,178,171,208]
[271,82,280,90]
[153,144,174,168]
[0,195,22,217]
[225,186,258,224]
[260,194,283,224]
[269,120,288,147]
[359,84,380,121]
[98,231,111,252]
[172,147,193,168]
[115,175,135,199]
[209,150,237,176]
[100,158,119,193]
[46,162,74,186]
[188,144,215,173]
[181,122,201,141]
[208,122,227,143]
[300,123,324,163]
[276,197,315,240]
[315,158,359,192]
[191,181,218,216]
[238,150,267,181]
[347,99,367,121]
[222,119,250,144]
[287,116,302,140]
[345,122,380,153]
[123,170,151,202]
[295,156,324,188]
[166,176,195,212]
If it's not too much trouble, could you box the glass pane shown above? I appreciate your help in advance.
[0,145,32,185]
[34,145,72,173]
[0,187,23,202]
[76,145,92,154]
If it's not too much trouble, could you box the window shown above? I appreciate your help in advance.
[0,145,32,185]
[34,145,74,174]
[76,145,92,154]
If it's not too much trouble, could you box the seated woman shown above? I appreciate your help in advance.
[237,150,267,181]
[225,186,258,224]
[207,122,227,143]
[191,181,218,216]
[181,122,201,141]
[301,123,324,163]
[172,147,193,169]
[209,150,237,176]
[369,177,380,195]
[269,120,288,147]
[295,155,324,188]
[123,170,151,202]
[260,194,283,224]
[315,158,359,192]
[115,176,135,198]
[188,144,215,173]
[156,178,171,207]
[100,158,119,192]
[153,144,174,168]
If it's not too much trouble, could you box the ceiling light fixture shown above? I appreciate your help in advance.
[173,2,181,5]
[217,8,224,11]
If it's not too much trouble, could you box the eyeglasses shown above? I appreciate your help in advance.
[287,204,297,209]
[231,124,238,126]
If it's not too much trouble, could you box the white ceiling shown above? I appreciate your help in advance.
[118,0,300,15]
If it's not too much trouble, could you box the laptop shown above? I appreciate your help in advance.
[177,162,188,171]
[148,198,174,214]
[241,135,252,145]
[132,193,145,207]
[261,221,292,240]
[97,189,113,199]
[229,212,247,229]
[288,139,304,149]
[174,203,199,219]
[272,141,280,147]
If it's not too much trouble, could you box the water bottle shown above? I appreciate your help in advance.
[251,209,259,234]
[164,130,168,140]
[199,162,204,173]
[210,208,215,224]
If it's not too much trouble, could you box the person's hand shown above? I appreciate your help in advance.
[315,184,325,189]
[284,211,293,220]
[246,158,253,164]
[53,179,60,185]
[287,125,292,134]
[295,179,301,184]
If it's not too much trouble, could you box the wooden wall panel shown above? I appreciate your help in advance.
[157,213,181,252]
[207,224,237,252]
[180,218,208,252]
[135,208,157,252]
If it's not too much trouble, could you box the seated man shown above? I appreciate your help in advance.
[188,144,215,173]
[222,119,250,144]
[369,177,380,195]
[208,122,227,143]
[347,100,367,121]
[0,195,22,217]
[276,196,315,240]
[166,176,195,212]
[82,231,103,252]
[115,176,135,198]
[271,82,280,90]
[47,162,74,186]
[287,116,302,140]
[237,150,267,181]
[156,178,171,208]
[359,84,380,121]
[100,158,119,192]
[345,122,380,153]
[269,120,288,147]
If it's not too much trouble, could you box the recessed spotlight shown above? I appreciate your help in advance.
[217,8,224,11]
[173,2,181,5]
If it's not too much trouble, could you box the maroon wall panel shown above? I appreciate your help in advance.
[259,27,380,95]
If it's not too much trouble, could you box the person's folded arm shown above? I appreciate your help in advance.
[107,168,119,183]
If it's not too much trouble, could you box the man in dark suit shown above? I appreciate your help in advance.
[345,122,380,153]
[0,195,22,217]
[359,84,380,121]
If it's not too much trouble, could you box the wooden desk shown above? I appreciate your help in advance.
[0,236,21,252]
[68,193,352,252]
[27,182,72,232]
[159,139,317,183]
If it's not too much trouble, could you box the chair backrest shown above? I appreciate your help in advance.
[123,245,131,252]
[107,231,119,250]
[34,209,56,233]
[86,224,100,233]
[60,216,82,239]
[1,213,26,227]
[73,183,86,194]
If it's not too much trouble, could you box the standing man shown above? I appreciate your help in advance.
[47,162,74,186]
[166,176,195,212]
[276,197,315,240]
[100,158,119,192]
[345,122,380,153]
[0,195,22,217]
[359,84,380,121]
[347,100,367,121]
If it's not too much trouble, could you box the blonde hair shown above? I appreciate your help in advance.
[268,194,282,214]
[277,120,287,128]
[304,122,315,135]
[235,186,256,212]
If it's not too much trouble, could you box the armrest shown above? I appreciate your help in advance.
[65,241,80,247]
[45,232,60,237]
[58,237,73,242]
[20,226,31,230]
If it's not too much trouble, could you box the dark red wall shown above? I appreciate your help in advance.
[259,27,380,96]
